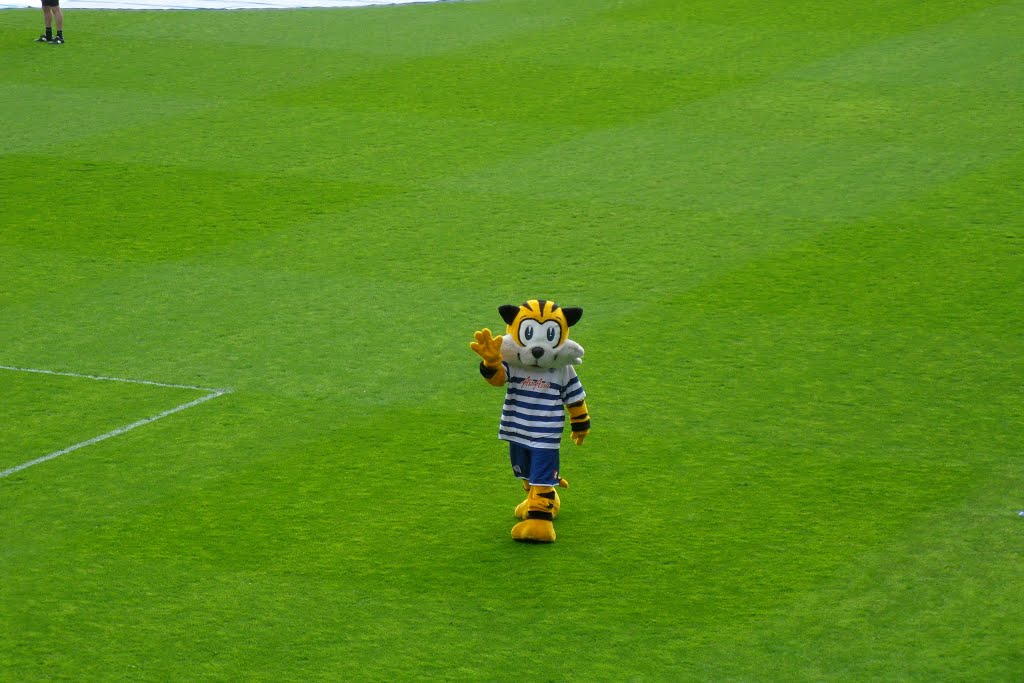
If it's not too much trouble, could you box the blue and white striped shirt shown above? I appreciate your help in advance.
[498,362,587,448]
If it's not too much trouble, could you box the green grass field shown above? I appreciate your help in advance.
[2,0,1022,679]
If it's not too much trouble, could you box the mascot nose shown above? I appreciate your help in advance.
[531,347,545,359]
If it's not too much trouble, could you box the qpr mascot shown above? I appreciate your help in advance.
[470,299,591,543]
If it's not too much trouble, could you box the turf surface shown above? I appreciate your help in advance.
[2,0,1022,679]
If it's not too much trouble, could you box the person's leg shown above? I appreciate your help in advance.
[509,442,531,517]
[52,7,63,42]
[513,446,566,520]
[513,478,530,519]
[508,442,533,484]
[35,5,53,41]
[511,447,562,542]
[525,447,561,490]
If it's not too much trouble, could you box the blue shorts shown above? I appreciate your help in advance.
[508,442,561,487]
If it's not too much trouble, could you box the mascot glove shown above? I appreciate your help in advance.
[470,328,504,367]
[571,430,588,446]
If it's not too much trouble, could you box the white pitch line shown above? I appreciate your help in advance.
[0,365,231,479]
[0,365,218,392]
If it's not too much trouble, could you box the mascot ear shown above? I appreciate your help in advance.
[498,305,520,325]
[563,307,583,327]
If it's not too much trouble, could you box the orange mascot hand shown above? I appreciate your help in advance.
[470,328,503,368]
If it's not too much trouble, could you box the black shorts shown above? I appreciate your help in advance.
[42,0,59,7]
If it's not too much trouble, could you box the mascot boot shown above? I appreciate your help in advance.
[515,478,568,519]
[512,486,558,543]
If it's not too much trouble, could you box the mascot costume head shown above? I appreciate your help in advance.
[471,299,591,543]
[497,300,585,370]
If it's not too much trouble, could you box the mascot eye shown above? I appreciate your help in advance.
[519,320,541,344]
[539,321,561,345]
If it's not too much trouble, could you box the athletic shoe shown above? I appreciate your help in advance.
[34,34,52,42]
[52,36,64,44]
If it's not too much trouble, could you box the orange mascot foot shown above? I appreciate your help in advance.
[512,486,558,543]
[514,479,565,520]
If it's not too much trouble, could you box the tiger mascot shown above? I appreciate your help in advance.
[470,299,591,543]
